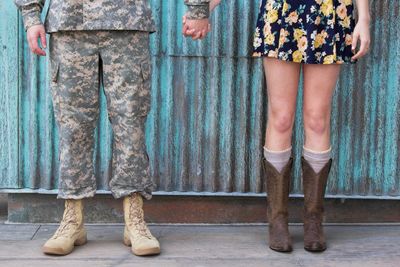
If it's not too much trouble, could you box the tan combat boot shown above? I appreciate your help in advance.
[42,199,87,255]
[263,158,293,252]
[123,193,160,256]
[302,157,332,252]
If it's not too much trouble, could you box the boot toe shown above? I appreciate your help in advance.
[42,239,74,255]
[304,242,326,252]
[269,242,293,252]
[131,238,161,256]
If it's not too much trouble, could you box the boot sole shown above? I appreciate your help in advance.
[304,246,327,252]
[42,235,87,256]
[269,246,293,253]
[123,236,161,256]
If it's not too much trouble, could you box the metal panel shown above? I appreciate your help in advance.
[0,1,19,188]
[0,0,399,198]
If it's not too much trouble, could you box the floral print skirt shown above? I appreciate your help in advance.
[253,0,356,64]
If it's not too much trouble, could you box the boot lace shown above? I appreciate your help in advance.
[53,201,79,239]
[128,196,153,239]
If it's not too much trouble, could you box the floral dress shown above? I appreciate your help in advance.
[253,0,356,64]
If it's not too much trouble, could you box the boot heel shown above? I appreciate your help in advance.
[74,229,87,246]
[123,228,131,246]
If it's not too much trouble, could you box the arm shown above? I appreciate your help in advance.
[14,0,47,56]
[14,0,45,30]
[352,0,371,60]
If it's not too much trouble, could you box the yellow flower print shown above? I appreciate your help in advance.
[323,55,336,64]
[336,4,347,20]
[313,31,328,49]
[339,0,352,6]
[345,34,353,46]
[321,1,334,17]
[282,2,289,14]
[267,9,279,23]
[265,33,275,45]
[297,36,308,52]
[278,29,289,47]
[268,49,278,58]
[294,28,305,41]
[286,11,299,24]
[293,50,304,63]
[340,16,351,28]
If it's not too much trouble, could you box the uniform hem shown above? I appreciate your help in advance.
[57,189,96,200]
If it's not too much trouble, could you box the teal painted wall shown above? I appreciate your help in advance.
[0,0,399,198]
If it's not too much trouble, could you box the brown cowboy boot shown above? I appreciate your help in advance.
[263,158,293,252]
[123,193,160,256]
[302,157,332,252]
[42,199,87,255]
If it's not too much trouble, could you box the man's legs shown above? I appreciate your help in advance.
[43,31,100,255]
[99,31,160,256]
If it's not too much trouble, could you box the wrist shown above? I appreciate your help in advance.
[186,4,210,20]
[23,11,43,31]
[357,14,371,24]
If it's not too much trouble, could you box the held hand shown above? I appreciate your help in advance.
[351,19,371,61]
[27,24,47,56]
[182,15,211,40]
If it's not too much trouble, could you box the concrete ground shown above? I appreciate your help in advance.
[0,222,399,267]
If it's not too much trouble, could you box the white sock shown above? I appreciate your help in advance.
[303,146,332,173]
[263,146,292,173]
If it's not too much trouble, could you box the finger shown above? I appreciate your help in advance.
[353,40,368,60]
[40,30,47,49]
[200,29,208,39]
[31,38,46,56]
[192,31,202,40]
[182,24,190,36]
[351,32,359,52]
[187,29,196,36]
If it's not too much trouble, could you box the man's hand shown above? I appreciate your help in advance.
[27,24,47,56]
[182,16,210,40]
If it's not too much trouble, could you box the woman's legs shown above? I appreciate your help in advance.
[303,64,340,152]
[262,58,301,252]
[264,58,301,150]
[301,64,341,252]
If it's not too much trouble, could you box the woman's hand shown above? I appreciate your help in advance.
[351,18,371,61]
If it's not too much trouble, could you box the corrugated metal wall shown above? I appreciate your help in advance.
[0,0,399,198]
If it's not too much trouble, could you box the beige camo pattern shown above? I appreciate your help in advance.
[14,0,156,32]
[15,0,211,32]
[50,31,154,200]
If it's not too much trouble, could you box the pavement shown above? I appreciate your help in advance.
[0,222,399,267]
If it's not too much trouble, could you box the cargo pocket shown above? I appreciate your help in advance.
[139,60,152,117]
[51,62,60,83]
[50,62,61,127]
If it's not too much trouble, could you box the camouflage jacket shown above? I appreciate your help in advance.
[15,0,211,33]
[14,0,156,33]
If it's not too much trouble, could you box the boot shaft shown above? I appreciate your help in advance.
[301,157,332,216]
[62,199,84,226]
[263,158,293,221]
[123,193,145,225]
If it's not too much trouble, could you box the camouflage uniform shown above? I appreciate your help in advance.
[14,0,209,200]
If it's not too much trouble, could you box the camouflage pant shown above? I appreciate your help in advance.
[49,31,154,200]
